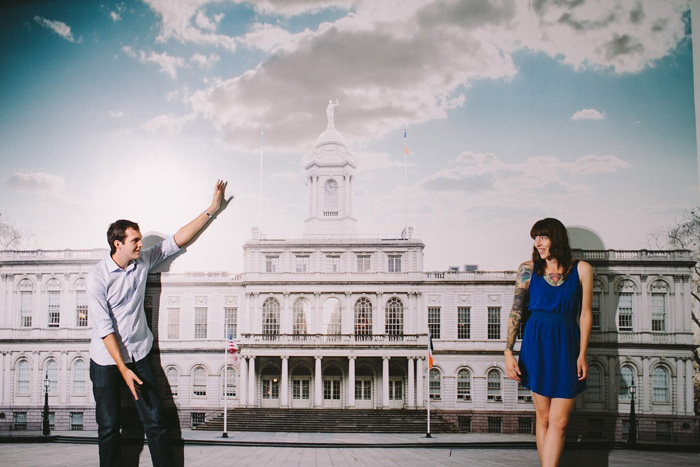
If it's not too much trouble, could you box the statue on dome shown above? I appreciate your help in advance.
[326,99,339,127]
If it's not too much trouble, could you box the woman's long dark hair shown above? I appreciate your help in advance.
[530,218,573,277]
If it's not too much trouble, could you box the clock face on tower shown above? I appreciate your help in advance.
[325,179,337,195]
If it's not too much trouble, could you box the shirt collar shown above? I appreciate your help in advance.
[108,255,136,273]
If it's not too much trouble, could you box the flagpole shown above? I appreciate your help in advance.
[223,334,229,438]
[259,128,264,228]
[426,330,432,438]
[403,127,408,236]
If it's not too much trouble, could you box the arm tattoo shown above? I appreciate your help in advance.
[506,262,531,351]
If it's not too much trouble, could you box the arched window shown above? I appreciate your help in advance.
[16,360,30,395]
[487,369,502,401]
[385,297,404,337]
[72,359,87,395]
[429,368,441,400]
[457,369,471,401]
[166,367,179,397]
[324,179,338,211]
[193,367,207,397]
[46,359,58,394]
[354,297,373,339]
[323,298,341,336]
[652,366,670,403]
[293,298,310,335]
[619,365,635,401]
[586,365,602,401]
[262,297,280,338]
[222,365,237,398]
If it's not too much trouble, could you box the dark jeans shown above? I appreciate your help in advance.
[90,356,173,467]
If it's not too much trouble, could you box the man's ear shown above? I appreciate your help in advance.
[113,239,122,251]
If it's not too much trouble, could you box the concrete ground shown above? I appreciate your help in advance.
[1,430,699,466]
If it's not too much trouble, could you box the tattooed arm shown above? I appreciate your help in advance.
[505,260,533,383]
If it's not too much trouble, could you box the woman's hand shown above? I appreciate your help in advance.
[577,355,588,381]
[505,350,521,383]
[209,179,228,214]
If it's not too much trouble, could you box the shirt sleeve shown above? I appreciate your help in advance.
[86,268,114,339]
[143,235,181,270]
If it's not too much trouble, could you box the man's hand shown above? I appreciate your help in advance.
[208,179,228,215]
[121,368,143,400]
[505,350,521,383]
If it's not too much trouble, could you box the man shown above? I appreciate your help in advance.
[87,180,227,466]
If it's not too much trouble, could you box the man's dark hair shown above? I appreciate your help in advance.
[107,219,140,255]
[530,217,573,277]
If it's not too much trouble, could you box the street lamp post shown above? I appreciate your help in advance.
[42,371,51,436]
[628,378,637,446]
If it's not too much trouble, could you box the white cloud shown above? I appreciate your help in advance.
[110,11,122,21]
[5,172,66,194]
[250,0,353,17]
[33,16,81,43]
[143,0,237,51]
[142,113,197,134]
[190,52,220,69]
[109,110,125,118]
[238,23,312,53]
[123,46,186,79]
[572,108,605,120]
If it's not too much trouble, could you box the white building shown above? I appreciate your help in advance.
[0,115,697,441]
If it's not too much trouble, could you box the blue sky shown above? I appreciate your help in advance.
[0,0,696,273]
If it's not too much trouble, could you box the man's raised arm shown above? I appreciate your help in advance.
[174,179,228,248]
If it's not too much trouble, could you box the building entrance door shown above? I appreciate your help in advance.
[261,376,280,407]
[323,377,342,407]
[355,377,373,409]
[291,377,311,408]
[389,378,405,408]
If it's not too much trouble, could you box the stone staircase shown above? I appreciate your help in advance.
[193,408,457,433]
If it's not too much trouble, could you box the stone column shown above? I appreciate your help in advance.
[382,356,390,408]
[375,292,384,336]
[239,357,248,407]
[314,356,323,408]
[416,357,424,409]
[407,357,415,409]
[281,356,289,408]
[248,356,256,407]
[686,359,694,415]
[347,356,356,408]
[676,358,685,414]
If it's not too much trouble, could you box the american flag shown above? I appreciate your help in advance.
[228,335,239,366]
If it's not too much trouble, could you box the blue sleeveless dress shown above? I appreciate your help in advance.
[518,262,587,398]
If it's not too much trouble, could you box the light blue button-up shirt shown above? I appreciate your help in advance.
[87,236,180,365]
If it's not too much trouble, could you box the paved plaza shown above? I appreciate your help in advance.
[2,431,699,466]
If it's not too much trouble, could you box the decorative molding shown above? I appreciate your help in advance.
[225,296,237,305]
[488,294,500,303]
[458,294,471,304]
[167,296,180,305]
[195,295,208,305]
[428,295,440,303]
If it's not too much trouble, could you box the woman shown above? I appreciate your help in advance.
[505,218,592,467]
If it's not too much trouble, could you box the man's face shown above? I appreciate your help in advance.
[116,227,143,260]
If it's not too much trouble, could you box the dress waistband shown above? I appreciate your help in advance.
[530,310,575,324]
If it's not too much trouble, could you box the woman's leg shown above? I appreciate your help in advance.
[532,393,551,463]
[541,397,576,467]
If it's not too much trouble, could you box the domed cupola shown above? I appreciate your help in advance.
[304,100,357,235]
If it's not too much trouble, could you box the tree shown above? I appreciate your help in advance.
[0,213,29,249]
[657,206,700,413]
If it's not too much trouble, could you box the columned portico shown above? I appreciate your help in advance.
[248,356,256,407]
[407,357,415,408]
[281,356,289,408]
[347,356,356,408]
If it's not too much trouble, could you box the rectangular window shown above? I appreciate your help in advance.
[75,290,88,327]
[295,255,309,272]
[518,417,533,434]
[389,380,403,400]
[651,294,666,332]
[591,293,601,330]
[224,307,237,339]
[487,416,502,433]
[48,412,55,430]
[488,307,501,340]
[13,412,27,431]
[327,255,340,273]
[194,307,207,339]
[457,307,470,339]
[656,421,673,442]
[617,293,633,331]
[265,255,279,273]
[388,255,401,273]
[47,291,60,327]
[168,308,180,339]
[457,415,471,432]
[428,307,441,339]
[323,379,341,400]
[191,412,206,428]
[20,291,32,327]
[70,412,83,431]
[518,386,532,402]
[293,379,310,400]
[588,418,604,439]
[355,380,372,400]
[356,254,370,273]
